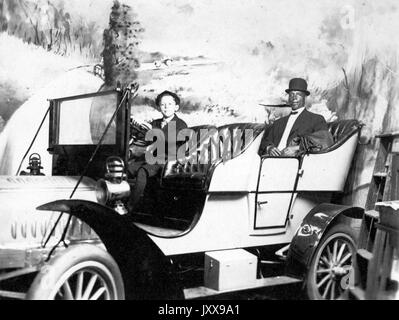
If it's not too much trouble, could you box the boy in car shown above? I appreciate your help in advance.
[129,90,188,209]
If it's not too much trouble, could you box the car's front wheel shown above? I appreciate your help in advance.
[306,223,357,300]
[27,244,124,300]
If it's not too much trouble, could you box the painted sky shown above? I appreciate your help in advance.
[56,0,399,88]
[63,0,340,58]
[59,1,397,54]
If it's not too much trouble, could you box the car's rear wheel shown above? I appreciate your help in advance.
[27,244,124,300]
[306,223,357,300]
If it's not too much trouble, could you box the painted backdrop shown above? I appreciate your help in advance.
[1,0,398,206]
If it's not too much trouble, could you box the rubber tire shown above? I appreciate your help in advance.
[306,222,357,300]
[27,244,125,300]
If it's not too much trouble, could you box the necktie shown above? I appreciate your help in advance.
[290,110,298,115]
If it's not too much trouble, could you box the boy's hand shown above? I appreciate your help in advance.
[141,121,152,130]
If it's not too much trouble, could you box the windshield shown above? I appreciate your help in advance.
[57,92,118,145]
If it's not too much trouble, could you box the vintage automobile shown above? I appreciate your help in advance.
[0,89,119,300]
[1,84,364,300]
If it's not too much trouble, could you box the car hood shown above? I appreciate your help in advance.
[0,175,98,250]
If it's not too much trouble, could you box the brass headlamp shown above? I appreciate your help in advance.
[95,156,131,215]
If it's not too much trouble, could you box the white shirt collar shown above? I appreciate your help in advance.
[290,107,305,117]
[163,115,175,123]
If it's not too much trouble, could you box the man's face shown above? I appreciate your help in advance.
[288,90,306,110]
[159,95,179,118]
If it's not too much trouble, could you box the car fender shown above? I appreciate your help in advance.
[285,203,363,279]
[36,199,183,299]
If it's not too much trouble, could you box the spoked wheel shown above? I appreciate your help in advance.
[306,223,357,300]
[27,244,124,300]
[50,261,119,300]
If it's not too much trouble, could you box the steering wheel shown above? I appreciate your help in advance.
[129,118,152,148]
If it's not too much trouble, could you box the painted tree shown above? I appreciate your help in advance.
[102,0,144,87]
[0,0,98,58]
[323,17,399,208]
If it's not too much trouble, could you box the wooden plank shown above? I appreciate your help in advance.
[392,138,399,153]
[365,137,390,210]
[383,153,393,202]
[365,229,386,299]
[375,131,399,138]
[377,235,394,298]
[391,154,399,200]
[373,172,387,178]
[358,210,379,252]
[364,210,380,219]
[184,276,302,299]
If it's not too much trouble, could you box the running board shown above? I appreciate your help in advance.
[184,276,302,299]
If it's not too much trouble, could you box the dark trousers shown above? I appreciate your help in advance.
[128,161,163,210]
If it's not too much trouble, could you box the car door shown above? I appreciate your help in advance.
[252,157,300,231]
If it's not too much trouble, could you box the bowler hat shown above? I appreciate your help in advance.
[285,78,310,96]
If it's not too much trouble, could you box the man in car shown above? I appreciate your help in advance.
[259,78,333,157]
[129,90,188,209]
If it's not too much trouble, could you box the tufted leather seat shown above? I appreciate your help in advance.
[161,119,363,189]
[328,120,362,143]
[313,119,363,154]
[161,123,266,190]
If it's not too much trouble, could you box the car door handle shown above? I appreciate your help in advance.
[257,201,268,207]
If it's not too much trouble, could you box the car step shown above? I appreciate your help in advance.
[260,260,284,265]
[184,276,302,299]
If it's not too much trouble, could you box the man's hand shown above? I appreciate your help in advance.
[281,145,300,157]
[268,146,282,157]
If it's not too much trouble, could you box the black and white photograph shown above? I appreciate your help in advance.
[0,0,398,306]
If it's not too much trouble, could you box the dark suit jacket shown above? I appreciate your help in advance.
[151,114,188,136]
[259,109,328,155]
[150,114,188,161]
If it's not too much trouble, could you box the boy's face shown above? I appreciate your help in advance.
[159,95,179,118]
